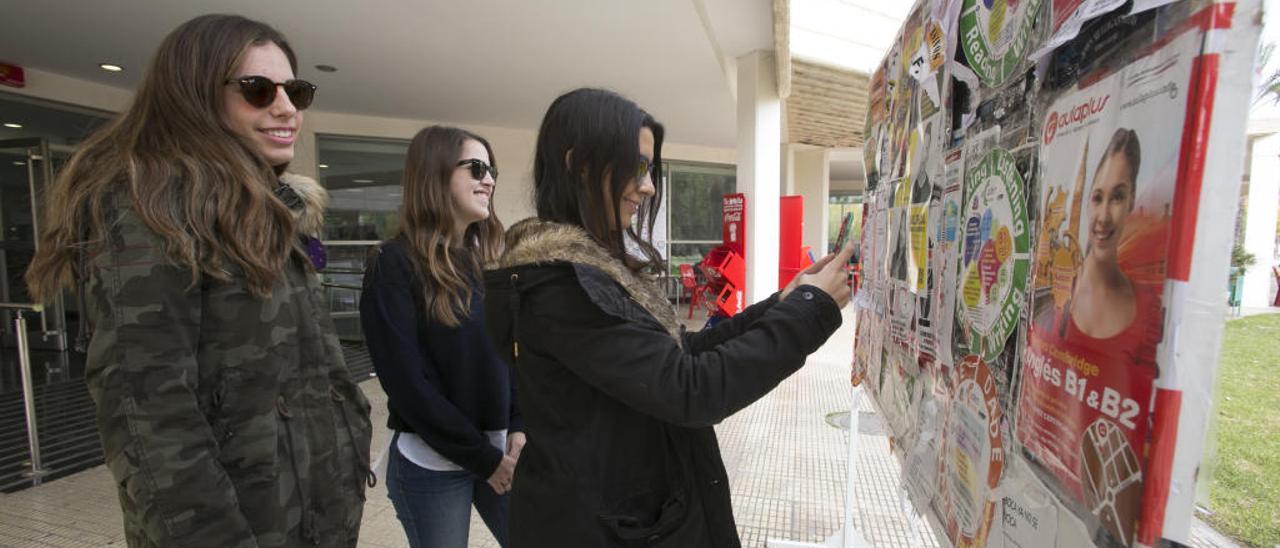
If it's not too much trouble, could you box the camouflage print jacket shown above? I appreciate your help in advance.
[83,175,372,548]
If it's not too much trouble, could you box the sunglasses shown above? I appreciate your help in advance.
[457,159,498,181]
[224,76,317,110]
[635,156,655,181]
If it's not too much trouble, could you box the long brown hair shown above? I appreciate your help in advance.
[533,88,665,271]
[25,14,301,301]
[1094,127,1141,199]
[392,126,503,327]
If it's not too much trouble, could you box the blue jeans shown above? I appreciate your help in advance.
[385,436,510,548]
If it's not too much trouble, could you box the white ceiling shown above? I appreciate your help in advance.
[790,0,911,74]
[0,0,774,148]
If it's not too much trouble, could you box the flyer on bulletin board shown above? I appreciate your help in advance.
[955,147,1030,362]
[1015,26,1202,548]
[958,0,1044,86]
[937,355,1006,548]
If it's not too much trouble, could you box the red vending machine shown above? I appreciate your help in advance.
[778,195,811,289]
[699,194,747,316]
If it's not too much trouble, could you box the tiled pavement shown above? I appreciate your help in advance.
[0,307,1244,547]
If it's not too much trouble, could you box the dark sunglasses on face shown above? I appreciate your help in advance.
[224,76,317,110]
[457,159,498,182]
[635,156,655,181]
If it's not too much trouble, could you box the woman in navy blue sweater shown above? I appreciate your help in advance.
[360,125,522,548]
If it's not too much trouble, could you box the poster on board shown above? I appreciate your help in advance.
[931,149,966,375]
[955,147,1030,362]
[936,355,1006,548]
[854,0,1259,546]
[1016,26,1201,548]
[958,0,1045,87]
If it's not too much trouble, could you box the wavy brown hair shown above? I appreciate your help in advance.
[391,126,504,327]
[25,14,301,301]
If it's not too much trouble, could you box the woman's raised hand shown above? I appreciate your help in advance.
[781,242,855,308]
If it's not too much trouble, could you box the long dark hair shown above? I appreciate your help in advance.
[27,14,300,300]
[533,88,665,269]
[392,126,503,327]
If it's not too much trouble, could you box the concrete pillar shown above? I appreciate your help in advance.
[292,129,319,179]
[782,143,796,195]
[792,147,830,257]
[736,50,782,304]
[1243,133,1280,307]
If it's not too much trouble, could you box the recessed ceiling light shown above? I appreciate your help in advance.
[315,64,338,73]
[12,161,25,166]
[318,163,329,169]
[99,63,124,72]
[353,178,374,184]
[345,188,363,192]
[3,122,22,129]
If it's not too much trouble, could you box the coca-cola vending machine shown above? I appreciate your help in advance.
[700,194,746,316]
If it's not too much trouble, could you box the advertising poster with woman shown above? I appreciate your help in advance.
[1017,29,1200,547]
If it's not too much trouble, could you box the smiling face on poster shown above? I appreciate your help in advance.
[1016,27,1201,548]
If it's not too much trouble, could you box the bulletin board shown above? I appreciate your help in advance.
[853,1,1262,546]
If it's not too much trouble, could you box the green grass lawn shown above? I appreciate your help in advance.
[1207,312,1280,547]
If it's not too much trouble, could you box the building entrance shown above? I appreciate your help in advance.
[0,94,109,491]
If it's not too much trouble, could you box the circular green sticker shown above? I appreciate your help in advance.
[957,148,1029,361]
[959,0,1044,87]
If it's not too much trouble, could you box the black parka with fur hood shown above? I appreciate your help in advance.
[483,219,842,547]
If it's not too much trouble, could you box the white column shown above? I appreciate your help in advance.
[292,128,319,179]
[1243,133,1280,307]
[792,147,831,256]
[783,143,796,195]
[737,50,782,303]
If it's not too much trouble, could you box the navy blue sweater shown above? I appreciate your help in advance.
[359,238,522,478]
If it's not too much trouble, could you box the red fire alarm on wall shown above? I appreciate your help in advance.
[0,63,26,88]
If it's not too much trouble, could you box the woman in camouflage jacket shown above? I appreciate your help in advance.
[25,14,372,547]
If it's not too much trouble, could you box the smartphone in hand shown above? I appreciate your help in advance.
[834,212,854,252]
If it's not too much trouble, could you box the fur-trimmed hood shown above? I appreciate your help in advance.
[497,218,682,342]
[280,172,327,237]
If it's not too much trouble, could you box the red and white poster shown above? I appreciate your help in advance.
[722,193,746,257]
[1016,28,1204,548]
[938,355,1005,548]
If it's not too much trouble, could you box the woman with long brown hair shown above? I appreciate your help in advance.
[483,88,852,547]
[1068,128,1147,339]
[359,125,521,547]
[25,14,371,547]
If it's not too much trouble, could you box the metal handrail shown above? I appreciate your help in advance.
[319,267,366,275]
[322,282,362,292]
[1,302,50,481]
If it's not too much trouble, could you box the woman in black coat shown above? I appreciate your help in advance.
[484,88,853,547]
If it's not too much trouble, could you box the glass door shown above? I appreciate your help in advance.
[0,138,66,351]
